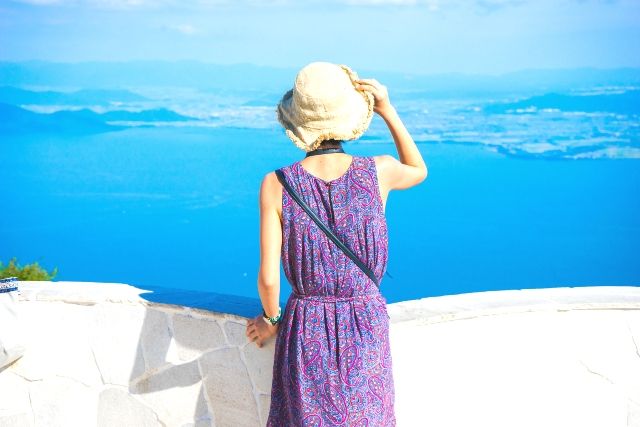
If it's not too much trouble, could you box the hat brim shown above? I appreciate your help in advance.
[276,64,375,152]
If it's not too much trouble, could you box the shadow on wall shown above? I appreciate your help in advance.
[120,303,274,426]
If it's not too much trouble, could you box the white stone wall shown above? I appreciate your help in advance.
[387,287,640,427]
[0,282,639,427]
[0,281,273,427]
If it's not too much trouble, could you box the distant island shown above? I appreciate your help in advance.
[484,90,640,115]
[0,97,197,135]
[0,86,148,106]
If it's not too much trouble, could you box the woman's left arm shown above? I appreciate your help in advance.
[246,171,282,347]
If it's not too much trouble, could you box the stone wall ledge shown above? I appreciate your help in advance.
[15,281,640,322]
[386,285,640,325]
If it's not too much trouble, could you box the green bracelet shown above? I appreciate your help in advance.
[262,306,282,326]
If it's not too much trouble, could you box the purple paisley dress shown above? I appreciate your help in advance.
[266,155,396,427]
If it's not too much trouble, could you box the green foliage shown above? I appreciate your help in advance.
[0,257,58,281]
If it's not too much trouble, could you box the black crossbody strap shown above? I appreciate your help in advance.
[275,169,380,288]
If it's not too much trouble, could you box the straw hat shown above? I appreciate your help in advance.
[276,62,375,152]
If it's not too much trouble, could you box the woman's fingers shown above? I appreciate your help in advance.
[246,314,269,347]
[254,333,265,348]
[357,85,381,102]
[356,81,378,93]
[248,328,260,343]
[246,323,264,347]
[356,78,390,112]
[246,315,278,348]
[246,323,256,336]
[356,79,381,94]
[356,78,378,84]
[356,79,382,91]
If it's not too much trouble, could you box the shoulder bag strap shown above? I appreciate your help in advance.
[275,168,380,288]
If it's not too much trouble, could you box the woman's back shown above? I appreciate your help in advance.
[267,154,396,426]
[280,154,389,297]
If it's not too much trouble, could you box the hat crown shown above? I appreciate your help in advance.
[294,62,354,102]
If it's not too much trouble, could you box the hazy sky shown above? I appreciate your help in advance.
[1,0,639,74]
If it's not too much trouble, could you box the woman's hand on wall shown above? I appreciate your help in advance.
[246,314,279,348]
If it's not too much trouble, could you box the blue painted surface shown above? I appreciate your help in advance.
[140,285,266,319]
[1,125,638,319]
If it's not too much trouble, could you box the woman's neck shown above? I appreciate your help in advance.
[305,140,344,157]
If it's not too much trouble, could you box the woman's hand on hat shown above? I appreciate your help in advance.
[355,78,393,116]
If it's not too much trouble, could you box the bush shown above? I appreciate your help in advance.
[0,257,58,281]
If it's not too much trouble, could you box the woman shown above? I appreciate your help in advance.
[246,62,427,426]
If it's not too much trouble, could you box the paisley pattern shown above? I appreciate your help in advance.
[267,156,396,427]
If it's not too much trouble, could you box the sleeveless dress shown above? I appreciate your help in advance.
[266,155,396,427]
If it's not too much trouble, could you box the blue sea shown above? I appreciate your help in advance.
[1,62,639,312]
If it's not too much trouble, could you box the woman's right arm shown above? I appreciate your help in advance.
[356,78,428,191]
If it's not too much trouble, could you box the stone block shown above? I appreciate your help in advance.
[90,302,148,386]
[257,392,271,427]
[98,387,160,427]
[0,412,33,427]
[0,372,32,423]
[11,301,103,387]
[29,376,98,427]
[131,359,206,426]
[223,320,250,347]
[200,347,260,427]
[172,313,226,361]
[140,307,180,370]
[242,337,275,394]
[561,310,640,403]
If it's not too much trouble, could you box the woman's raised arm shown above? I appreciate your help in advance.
[356,78,428,191]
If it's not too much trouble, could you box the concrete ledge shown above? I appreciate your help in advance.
[0,281,638,427]
[387,285,640,324]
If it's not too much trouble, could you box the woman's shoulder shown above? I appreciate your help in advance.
[370,154,392,169]
[368,155,390,182]
[261,160,298,197]
[265,161,296,181]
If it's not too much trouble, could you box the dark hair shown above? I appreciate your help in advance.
[318,139,344,149]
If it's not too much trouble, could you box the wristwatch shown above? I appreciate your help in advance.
[262,306,282,326]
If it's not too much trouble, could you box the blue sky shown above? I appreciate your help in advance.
[1,0,639,74]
